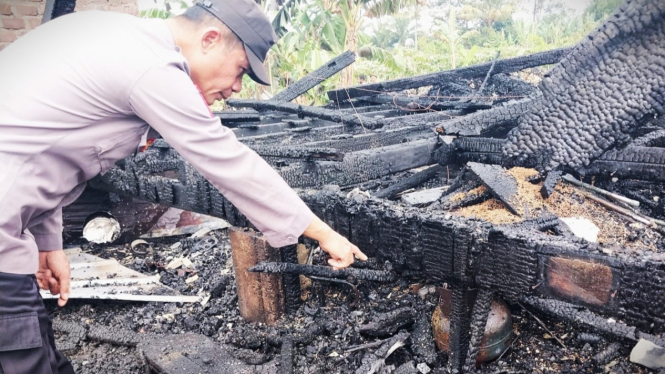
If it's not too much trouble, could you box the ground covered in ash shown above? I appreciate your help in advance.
[48,228,662,374]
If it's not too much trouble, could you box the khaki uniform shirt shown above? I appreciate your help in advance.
[0,11,313,274]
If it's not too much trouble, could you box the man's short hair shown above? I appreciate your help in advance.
[177,6,242,51]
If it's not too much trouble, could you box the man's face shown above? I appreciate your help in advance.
[189,28,250,105]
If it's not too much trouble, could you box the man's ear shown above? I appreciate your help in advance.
[201,27,222,54]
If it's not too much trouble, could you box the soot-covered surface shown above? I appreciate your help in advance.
[47,228,662,374]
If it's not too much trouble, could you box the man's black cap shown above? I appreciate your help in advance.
[195,0,277,85]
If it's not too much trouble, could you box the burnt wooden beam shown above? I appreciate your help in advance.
[272,51,356,102]
[374,164,443,199]
[467,162,521,216]
[300,126,433,152]
[435,97,533,137]
[584,146,665,182]
[248,262,397,282]
[280,136,440,188]
[249,145,344,161]
[214,109,261,124]
[226,99,382,129]
[327,47,571,102]
[357,94,493,111]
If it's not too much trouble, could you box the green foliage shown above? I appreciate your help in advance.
[233,0,619,104]
[139,0,189,19]
[585,0,623,21]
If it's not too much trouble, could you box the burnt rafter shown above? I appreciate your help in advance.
[226,99,383,129]
[504,0,665,171]
[326,47,571,102]
[356,94,493,111]
[271,51,356,102]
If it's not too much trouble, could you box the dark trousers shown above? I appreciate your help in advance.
[0,272,75,374]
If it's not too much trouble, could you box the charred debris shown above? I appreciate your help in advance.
[57,1,665,373]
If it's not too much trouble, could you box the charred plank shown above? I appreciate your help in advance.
[248,262,397,283]
[327,48,571,101]
[374,165,443,199]
[226,99,382,129]
[357,94,492,111]
[272,51,356,102]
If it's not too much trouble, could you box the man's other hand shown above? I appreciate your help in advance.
[303,217,367,270]
[36,250,71,307]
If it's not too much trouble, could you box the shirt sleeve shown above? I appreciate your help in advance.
[128,62,314,247]
[29,207,63,251]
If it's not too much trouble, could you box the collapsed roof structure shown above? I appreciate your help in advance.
[50,0,665,372]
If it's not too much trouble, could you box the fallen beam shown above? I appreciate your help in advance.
[249,262,397,282]
[272,51,356,102]
[435,97,533,137]
[249,145,344,161]
[215,109,261,124]
[357,94,492,111]
[327,47,571,101]
[467,162,520,216]
[226,99,382,128]
[280,136,440,188]
[374,165,443,199]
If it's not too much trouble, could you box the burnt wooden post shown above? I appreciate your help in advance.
[229,227,288,325]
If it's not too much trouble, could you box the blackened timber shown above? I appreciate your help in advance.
[248,262,397,282]
[357,94,492,111]
[271,51,356,102]
[214,110,261,124]
[249,145,344,161]
[226,99,382,128]
[435,98,533,136]
[467,162,521,216]
[327,47,571,101]
[374,165,443,199]
[584,146,665,182]
[281,137,440,188]
[300,126,432,152]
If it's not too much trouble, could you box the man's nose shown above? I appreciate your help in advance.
[233,77,243,93]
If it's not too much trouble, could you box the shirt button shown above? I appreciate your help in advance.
[287,235,296,242]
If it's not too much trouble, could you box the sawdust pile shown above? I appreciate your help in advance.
[449,185,487,203]
[451,167,659,248]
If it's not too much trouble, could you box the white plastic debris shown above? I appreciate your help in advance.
[560,217,600,243]
[630,339,665,369]
[417,363,431,374]
[82,216,120,244]
[185,275,199,284]
[165,258,184,270]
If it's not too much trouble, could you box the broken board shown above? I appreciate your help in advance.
[467,162,521,216]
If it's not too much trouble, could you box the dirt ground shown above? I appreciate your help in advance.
[46,228,663,374]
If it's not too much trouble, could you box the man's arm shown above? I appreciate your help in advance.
[129,63,365,266]
[29,207,63,251]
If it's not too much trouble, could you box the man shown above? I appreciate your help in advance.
[0,1,366,372]
[370,74,378,83]
[358,74,367,84]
